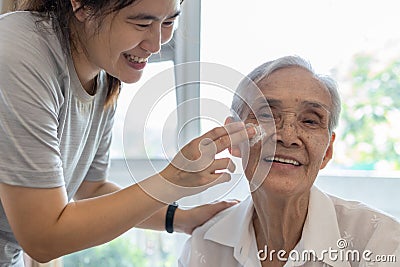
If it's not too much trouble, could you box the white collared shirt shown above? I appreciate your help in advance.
[179,186,400,267]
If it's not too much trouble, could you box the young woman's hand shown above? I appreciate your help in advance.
[174,200,240,234]
[159,122,255,194]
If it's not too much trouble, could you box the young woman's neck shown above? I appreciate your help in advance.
[70,22,100,94]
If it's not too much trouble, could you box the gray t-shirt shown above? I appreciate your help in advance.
[0,12,116,265]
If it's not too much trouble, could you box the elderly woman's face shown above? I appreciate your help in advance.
[242,66,334,196]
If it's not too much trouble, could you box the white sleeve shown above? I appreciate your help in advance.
[178,237,192,267]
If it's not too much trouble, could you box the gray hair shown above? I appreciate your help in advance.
[231,55,341,133]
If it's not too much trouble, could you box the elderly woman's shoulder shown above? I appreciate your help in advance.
[192,197,252,238]
[329,193,399,224]
[328,193,400,248]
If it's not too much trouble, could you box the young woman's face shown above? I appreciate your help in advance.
[74,0,180,83]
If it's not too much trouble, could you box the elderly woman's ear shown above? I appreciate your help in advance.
[320,132,336,170]
[224,116,242,158]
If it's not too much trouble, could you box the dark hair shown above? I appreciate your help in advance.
[14,0,141,108]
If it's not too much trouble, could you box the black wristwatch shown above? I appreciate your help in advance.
[165,202,178,233]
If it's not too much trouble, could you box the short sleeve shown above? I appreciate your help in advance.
[0,20,65,188]
[84,98,117,182]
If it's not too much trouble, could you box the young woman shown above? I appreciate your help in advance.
[0,0,255,265]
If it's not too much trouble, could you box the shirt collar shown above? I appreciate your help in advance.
[204,196,256,264]
[300,186,351,267]
[202,186,351,267]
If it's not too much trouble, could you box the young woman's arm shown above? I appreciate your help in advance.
[75,180,238,234]
[0,177,164,262]
[0,123,254,263]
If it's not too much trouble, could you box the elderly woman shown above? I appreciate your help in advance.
[179,56,400,267]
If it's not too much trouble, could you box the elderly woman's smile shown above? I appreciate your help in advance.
[263,155,301,166]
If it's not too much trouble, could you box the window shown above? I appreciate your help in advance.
[111,60,178,160]
[200,0,400,172]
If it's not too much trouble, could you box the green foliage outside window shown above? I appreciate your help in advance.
[63,230,177,267]
[63,237,147,267]
[338,53,400,170]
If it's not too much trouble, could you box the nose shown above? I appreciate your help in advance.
[274,112,303,147]
[140,26,162,54]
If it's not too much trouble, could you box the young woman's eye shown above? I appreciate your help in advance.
[162,21,175,28]
[136,23,151,28]
[129,19,152,29]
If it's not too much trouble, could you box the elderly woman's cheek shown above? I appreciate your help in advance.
[243,144,261,180]
[306,134,330,172]
[242,142,266,181]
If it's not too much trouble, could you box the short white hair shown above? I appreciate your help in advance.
[231,55,341,133]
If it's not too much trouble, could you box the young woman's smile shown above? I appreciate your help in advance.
[123,52,148,70]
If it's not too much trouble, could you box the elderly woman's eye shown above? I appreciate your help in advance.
[259,112,277,124]
[300,114,322,128]
[255,108,274,120]
[299,107,329,128]
[260,113,273,119]
[303,118,319,125]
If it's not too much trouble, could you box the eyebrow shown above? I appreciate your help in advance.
[301,100,330,111]
[253,98,282,107]
[127,10,181,21]
[253,98,329,110]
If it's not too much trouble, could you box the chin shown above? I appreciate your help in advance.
[118,70,144,84]
[121,75,143,84]
[259,176,310,198]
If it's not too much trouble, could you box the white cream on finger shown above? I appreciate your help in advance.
[246,123,266,146]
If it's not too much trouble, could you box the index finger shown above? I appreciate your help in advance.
[199,122,246,145]
[212,125,257,154]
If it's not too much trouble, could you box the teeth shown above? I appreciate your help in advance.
[264,156,300,166]
[124,53,147,63]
